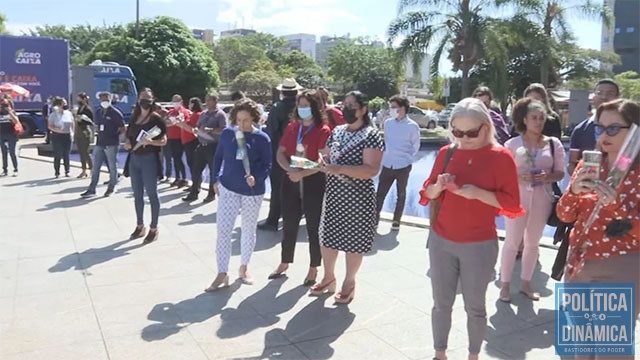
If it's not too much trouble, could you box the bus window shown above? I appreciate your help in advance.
[110,79,132,95]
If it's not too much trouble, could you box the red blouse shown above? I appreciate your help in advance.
[279,121,331,161]
[181,111,200,144]
[557,160,640,278]
[419,144,525,243]
[167,106,189,140]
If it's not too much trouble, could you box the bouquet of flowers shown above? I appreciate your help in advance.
[290,155,320,169]
[568,123,640,278]
[133,126,162,151]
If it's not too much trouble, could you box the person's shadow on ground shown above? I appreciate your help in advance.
[37,195,101,212]
[239,297,356,360]
[216,279,308,339]
[366,229,400,256]
[141,281,241,342]
[48,238,144,272]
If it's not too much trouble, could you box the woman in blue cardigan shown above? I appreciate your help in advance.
[205,99,272,291]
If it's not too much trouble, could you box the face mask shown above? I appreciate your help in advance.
[343,107,357,124]
[173,102,181,109]
[139,99,152,110]
[100,101,110,109]
[297,107,312,119]
[389,108,399,119]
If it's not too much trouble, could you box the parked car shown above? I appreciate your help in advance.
[437,102,457,128]
[408,106,439,129]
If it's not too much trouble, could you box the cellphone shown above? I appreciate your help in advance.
[582,151,602,182]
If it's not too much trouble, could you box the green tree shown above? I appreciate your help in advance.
[387,0,509,97]
[614,71,640,101]
[514,0,612,86]
[0,13,8,34]
[30,24,125,65]
[232,69,281,104]
[281,51,325,88]
[213,37,269,84]
[327,41,403,99]
[88,16,220,101]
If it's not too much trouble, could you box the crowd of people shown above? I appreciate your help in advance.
[1,75,638,360]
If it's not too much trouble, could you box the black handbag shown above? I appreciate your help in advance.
[546,138,565,227]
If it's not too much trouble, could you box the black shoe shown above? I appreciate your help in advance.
[104,189,114,197]
[203,194,215,203]
[143,229,158,244]
[170,179,181,187]
[65,172,70,177]
[0,171,7,177]
[182,194,198,202]
[177,179,188,188]
[130,226,146,240]
[257,222,278,232]
[81,190,96,198]
[103,180,109,185]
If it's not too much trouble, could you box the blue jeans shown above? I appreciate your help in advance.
[88,145,118,192]
[0,132,18,172]
[130,153,160,228]
[51,132,71,175]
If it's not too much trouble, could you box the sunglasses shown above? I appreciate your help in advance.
[595,124,630,137]
[452,123,484,138]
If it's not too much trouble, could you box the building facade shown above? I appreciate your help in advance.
[316,35,349,68]
[283,34,317,60]
[220,28,256,39]
[192,29,215,45]
[601,0,640,74]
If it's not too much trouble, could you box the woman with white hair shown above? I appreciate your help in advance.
[419,97,524,360]
[499,98,565,302]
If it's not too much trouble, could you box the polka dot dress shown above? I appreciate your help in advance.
[319,125,385,254]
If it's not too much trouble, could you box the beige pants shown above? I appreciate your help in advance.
[567,252,640,360]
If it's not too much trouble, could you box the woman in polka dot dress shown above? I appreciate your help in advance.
[310,91,384,304]
[557,99,639,345]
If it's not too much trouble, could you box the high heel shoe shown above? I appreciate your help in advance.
[239,267,254,285]
[309,279,336,296]
[520,289,540,301]
[204,274,229,292]
[267,264,289,280]
[335,286,355,304]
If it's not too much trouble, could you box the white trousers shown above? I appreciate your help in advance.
[216,184,264,273]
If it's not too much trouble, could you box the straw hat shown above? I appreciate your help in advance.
[276,78,303,91]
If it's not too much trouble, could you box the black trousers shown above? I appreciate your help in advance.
[375,165,412,223]
[168,138,186,179]
[51,132,71,175]
[265,158,284,225]
[188,142,216,196]
[183,139,198,173]
[280,172,325,267]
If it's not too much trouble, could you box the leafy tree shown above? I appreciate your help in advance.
[232,69,281,104]
[387,0,509,97]
[213,37,269,84]
[0,13,8,34]
[280,51,325,88]
[513,0,612,86]
[88,16,220,101]
[29,24,126,65]
[614,71,640,101]
[327,41,403,99]
[243,32,289,63]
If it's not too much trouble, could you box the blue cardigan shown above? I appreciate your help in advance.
[213,127,272,196]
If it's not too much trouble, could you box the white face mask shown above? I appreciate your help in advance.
[389,108,399,119]
[173,102,181,109]
[100,101,110,109]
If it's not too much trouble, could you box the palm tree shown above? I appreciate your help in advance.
[387,0,508,97]
[514,0,612,86]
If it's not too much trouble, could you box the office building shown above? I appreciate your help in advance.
[601,0,639,74]
[220,28,256,39]
[192,29,214,45]
[283,33,317,60]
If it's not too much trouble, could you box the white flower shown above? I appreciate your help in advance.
[516,147,527,156]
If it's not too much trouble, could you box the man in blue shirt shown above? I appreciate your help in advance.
[375,95,420,231]
[568,79,619,174]
[81,91,124,198]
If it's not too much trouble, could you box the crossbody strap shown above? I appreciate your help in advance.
[441,144,456,174]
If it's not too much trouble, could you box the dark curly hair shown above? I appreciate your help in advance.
[511,97,547,134]
[229,98,262,126]
[291,89,326,127]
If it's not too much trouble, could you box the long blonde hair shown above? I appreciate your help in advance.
[448,97,497,146]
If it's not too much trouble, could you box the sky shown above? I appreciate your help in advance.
[3,0,606,76]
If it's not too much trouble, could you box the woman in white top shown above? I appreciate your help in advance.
[499,98,565,301]
[47,97,74,178]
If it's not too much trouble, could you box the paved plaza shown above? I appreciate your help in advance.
[0,142,637,360]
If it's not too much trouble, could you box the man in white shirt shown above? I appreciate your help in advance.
[375,95,421,231]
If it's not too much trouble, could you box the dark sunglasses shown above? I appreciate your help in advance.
[452,123,484,138]
[595,124,630,137]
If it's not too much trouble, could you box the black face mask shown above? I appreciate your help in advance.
[0,103,8,115]
[343,107,357,124]
[139,99,152,110]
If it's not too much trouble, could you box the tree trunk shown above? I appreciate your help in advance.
[461,67,470,98]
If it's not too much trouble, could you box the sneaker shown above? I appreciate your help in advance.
[81,190,96,198]
[65,172,70,177]
[12,170,18,177]
[104,189,114,197]
[391,221,400,231]
[1,170,7,177]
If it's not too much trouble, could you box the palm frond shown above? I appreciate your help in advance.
[430,33,452,78]
[398,0,458,14]
[387,11,444,43]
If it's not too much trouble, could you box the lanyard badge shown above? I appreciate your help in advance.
[297,123,314,155]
